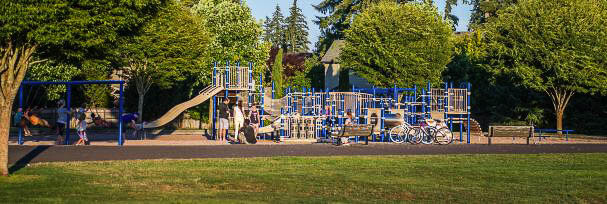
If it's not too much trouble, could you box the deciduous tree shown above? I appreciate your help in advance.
[0,0,162,176]
[481,0,607,133]
[121,0,212,122]
[340,2,454,88]
[192,0,270,75]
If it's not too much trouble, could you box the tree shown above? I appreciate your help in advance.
[314,0,463,51]
[468,0,517,29]
[81,61,112,109]
[0,0,162,176]
[192,0,270,76]
[480,0,607,133]
[25,62,81,101]
[340,2,454,88]
[271,49,284,98]
[264,5,287,49]
[121,0,212,122]
[285,0,310,53]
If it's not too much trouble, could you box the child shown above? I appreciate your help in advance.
[14,108,32,136]
[248,105,260,137]
[75,112,89,145]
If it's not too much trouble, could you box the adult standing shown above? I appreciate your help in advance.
[217,97,230,141]
[55,100,69,145]
[233,100,245,141]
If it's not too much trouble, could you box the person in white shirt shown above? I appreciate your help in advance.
[55,100,69,145]
[233,100,245,141]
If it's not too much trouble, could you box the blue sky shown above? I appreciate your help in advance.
[247,0,473,48]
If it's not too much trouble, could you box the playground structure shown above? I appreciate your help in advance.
[14,62,476,146]
[167,61,477,144]
[261,82,474,143]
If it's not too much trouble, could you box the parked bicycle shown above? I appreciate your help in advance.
[407,119,453,145]
[389,122,412,143]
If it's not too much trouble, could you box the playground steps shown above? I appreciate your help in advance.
[144,85,224,128]
[463,118,483,137]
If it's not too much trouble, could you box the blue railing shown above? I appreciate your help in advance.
[535,129,575,141]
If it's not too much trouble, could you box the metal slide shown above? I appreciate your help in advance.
[144,85,224,128]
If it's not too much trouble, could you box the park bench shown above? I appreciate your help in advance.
[333,124,375,146]
[487,126,534,145]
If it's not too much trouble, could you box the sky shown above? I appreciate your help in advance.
[247,0,473,48]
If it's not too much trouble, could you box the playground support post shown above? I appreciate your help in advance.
[225,61,229,97]
[467,82,471,144]
[18,86,23,145]
[118,82,124,146]
[259,73,264,127]
[65,84,71,145]
[248,62,253,106]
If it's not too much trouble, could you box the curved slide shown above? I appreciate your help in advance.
[144,86,224,129]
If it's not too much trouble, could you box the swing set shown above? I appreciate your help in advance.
[17,80,126,145]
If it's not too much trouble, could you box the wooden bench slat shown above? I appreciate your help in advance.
[487,126,534,145]
[333,124,375,145]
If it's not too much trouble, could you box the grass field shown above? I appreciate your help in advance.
[1,154,606,203]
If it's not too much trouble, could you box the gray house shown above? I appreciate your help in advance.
[321,40,372,90]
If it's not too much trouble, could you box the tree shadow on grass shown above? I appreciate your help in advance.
[9,145,50,174]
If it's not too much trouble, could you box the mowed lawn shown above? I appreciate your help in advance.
[1,154,607,203]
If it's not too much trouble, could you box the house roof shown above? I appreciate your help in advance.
[321,40,345,64]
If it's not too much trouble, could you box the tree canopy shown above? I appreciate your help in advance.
[314,0,462,52]
[0,0,163,176]
[480,0,607,131]
[340,1,454,88]
[192,0,270,75]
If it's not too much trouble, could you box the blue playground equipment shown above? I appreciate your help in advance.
[206,61,474,144]
[15,63,473,146]
[17,80,126,146]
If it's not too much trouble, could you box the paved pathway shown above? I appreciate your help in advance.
[9,144,607,165]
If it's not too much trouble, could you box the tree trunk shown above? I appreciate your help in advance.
[0,102,12,176]
[137,93,144,123]
[1,41,38,176]
[556,109,564,134]
[545,87,574,136]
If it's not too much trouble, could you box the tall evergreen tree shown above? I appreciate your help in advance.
[285,0,310,53]
[272,48,284,98]
[265,5,286,49]
[263,16,272,42]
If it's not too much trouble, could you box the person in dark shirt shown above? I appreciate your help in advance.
[121,112,139,141]
[217,97,230,141]
[237,119,257,144]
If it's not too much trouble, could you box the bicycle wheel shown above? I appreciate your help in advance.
[389,125,406,143]
[420,127,434,144]
[434,127,453,145]
[408,127,422,144]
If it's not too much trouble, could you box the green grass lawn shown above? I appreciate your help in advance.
[2,154,607,203]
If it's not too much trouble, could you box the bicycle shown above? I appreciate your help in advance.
[407,119,453,145]
[389,122,412,143]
